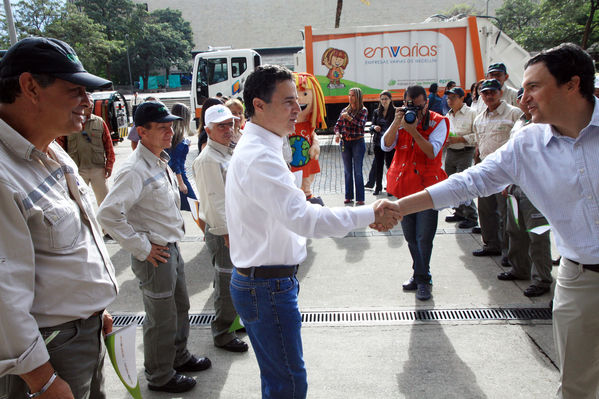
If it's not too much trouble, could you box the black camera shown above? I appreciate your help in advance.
[401,101,423,124]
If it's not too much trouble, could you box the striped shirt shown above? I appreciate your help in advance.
[427,99,599,264]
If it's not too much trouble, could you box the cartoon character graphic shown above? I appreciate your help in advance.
[321,48,349,89]
[289,72,327,205]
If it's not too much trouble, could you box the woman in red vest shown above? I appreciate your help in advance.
[382,86,449,301]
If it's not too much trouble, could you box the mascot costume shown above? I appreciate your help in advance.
[289,72,327,206]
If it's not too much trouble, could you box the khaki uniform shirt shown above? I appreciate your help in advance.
[501,85,519,107]
[192,139,233,236]
[447,104,477,149]
[0,119,118,376]
[98,144,184,261]
[474,100,523,159]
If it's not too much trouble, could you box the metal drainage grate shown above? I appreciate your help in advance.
[112,307,551,327]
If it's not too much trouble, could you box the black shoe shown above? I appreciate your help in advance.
[216,337,249,353]
[497,271,521,281]
[471,227,481,234]
[402,277,417,291]
[472,248,501,257]
[524,285,550,297]
[501,257,511,267]
[457,220,477,229]
[416,284,432,301]
[148,373,196,393]
[364,183,374,189]
[307,196,324,206]
[174,355,211,373]
[103,233,112,240]
[445,215,465,222]
[373,190,381,195]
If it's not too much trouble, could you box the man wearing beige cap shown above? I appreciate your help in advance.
[0,37,118,398]
[193,104,249,353]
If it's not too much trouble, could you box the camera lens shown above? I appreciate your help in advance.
[404,110,417,124]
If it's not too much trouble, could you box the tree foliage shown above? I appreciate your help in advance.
[1,0,195,87]
[496,0,599,51]
[442,3,482,18]
[13,0,63,36]
[44,4,121,79]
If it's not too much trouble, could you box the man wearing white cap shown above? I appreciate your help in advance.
[192,105,249,353]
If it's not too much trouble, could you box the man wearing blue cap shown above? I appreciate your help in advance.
[98,102,211,393]
[0,37,118,398]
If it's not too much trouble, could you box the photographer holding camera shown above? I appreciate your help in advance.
[382,85,449,300]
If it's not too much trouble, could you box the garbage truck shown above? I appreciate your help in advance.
[296,15,530,124]
[190,16,530,126]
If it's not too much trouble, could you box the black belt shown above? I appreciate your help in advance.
[448,147,475,152]
[236,265,298,278]
[566,258,599,273]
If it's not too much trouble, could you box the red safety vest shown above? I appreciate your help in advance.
[386,111,449,199]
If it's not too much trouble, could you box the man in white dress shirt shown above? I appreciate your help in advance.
[225,64,399,399]
[385,43,599,399]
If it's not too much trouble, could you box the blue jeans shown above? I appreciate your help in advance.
[401,209,438,284]
[230,268,307,399]
[341,138,366,201]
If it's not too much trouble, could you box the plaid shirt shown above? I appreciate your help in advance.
[334,107,368,140]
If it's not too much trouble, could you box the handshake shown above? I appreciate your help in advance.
[369,199,402,231]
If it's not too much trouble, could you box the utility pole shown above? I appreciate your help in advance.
[3,0,18,45]
[125,34,134,92]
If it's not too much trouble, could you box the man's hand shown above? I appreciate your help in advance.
[446,136,462,145]
[393,107,405,124]
[102,311,113,336]
[20,363,74,399]
[104,168,112,178]
[373,125,381,132]
[335,133,341,144]
[308,143,320,160]
[37,375,74,398]
[370,199,402,231]
[223,234,230,248]
[145,243,170,267]
[177,174,188,194]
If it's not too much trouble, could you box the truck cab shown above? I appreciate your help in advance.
[190,48,261,123]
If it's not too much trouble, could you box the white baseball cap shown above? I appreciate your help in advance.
[205,104,239,125]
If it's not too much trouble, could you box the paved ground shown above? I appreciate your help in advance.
[102,138,559,398]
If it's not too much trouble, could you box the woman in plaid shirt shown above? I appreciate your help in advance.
[334,88,368,205]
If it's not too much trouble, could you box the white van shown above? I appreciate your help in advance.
[190,48,261,122]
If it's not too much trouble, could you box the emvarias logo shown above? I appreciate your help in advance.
[363,44,438,58]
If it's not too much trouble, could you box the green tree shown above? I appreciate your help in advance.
[442,3,482,18]
[13,0,64,37]
[44,3,122,79]
[497,0,599,51]
[0,7,10,48]
[131,8,193,89]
